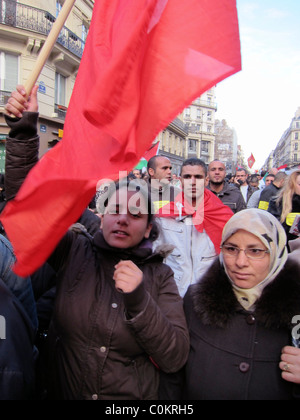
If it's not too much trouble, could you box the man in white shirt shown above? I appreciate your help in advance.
[235,168,257,205]
[154,158,233,297]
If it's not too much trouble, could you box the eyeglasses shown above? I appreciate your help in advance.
[221,245,270,260]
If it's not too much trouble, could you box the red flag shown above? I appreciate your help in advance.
[144,141,160,161]
[247,153,255,169]
[157,189,233,254]
[277,164,288,171]
[0,0,241,276]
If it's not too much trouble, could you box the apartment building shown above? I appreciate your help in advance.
[0,0,94,172]
[1,1,222,177]
[263,107,300,171]
[214,119,238,173]
[182,88,217,164]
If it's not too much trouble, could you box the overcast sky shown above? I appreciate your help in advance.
[215,0,300,170]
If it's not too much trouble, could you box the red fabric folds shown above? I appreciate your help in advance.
[0,0,241,276]
[157,189,234,254]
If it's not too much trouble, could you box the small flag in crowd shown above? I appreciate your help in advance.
[1,0,241,276]
[247,153,256,169]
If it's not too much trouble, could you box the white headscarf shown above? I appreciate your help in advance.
[220,209,288,311]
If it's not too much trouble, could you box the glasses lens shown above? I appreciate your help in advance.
[245,249,267,259]
[222,246,268,260]
[222,246,238,256]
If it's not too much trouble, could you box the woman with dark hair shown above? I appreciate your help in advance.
[3,86,189,401]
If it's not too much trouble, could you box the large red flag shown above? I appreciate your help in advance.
[1,0,241,276]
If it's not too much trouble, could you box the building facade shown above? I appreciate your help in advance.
[263,107,300,171]
[156,114,188,175]
[182,88,217,164]
[214,119,238,173]
[0,0,94,171]
[1,2,227,177]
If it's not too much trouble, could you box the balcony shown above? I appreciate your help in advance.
[0,90,10,107]
[54,103,67,120]
[0,0,85,58]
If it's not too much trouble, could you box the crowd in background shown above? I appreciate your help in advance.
[0,85,300,400]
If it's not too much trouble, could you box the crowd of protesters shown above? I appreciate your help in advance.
[0,85,300,400]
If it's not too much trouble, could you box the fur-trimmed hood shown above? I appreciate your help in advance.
[189,258,300,330]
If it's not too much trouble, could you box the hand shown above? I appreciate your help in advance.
[113,260,143,293]
[5,84,38,118]
[280,346,300,384]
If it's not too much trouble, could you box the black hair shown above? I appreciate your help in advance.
[147,156,159,172]
[96,178,159,242]
[180,158,207,176]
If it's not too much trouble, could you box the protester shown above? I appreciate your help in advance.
[258,172,287,211]
[154,158,233,297]
[248,174,260,189]
[247,174,275,209]
[4,85,189,400]
[159,209,300,400]
[207,160,246,213]
[147,156,180,212]
[268,170,300,245]
[235,168,257,204]
[132,168,142,179]
[259,170,268,190]
[170,174,182,189]
[0,233,37,400]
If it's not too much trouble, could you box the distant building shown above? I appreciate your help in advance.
[182,88,217,164]
[264,107,300,171]
[156,114,188,175]
[0,0,94,172]
[214,119,238,173]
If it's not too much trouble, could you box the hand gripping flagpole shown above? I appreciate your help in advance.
[24,0,76,96]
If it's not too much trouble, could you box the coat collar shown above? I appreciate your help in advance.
[190,258,300,330]
[93,230,165,265]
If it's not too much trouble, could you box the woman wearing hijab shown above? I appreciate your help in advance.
[159,209,300,400]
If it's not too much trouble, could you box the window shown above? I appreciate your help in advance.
[189,139,197,152]
[197,109,201,119]
[201,141,209,153]
[82,23,89,43]
[185,107,191,118]
[0,51,18,91]
[56,0,63,17]
[207,111,212,121]
[294,154,298,162]
[295,132,299,140]
[55,73,66,106]
[295,143,299,151]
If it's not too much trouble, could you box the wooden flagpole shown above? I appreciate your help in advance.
[24,0,76,96]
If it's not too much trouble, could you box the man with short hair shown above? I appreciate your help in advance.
[132,168,142,179]
[147,155,180,212]
[235,167,257,204]
[154,158,233,297]
[247,174,276,209]
[207,160,246,213]
[258,172,287,211]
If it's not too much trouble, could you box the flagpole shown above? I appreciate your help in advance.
[24,0,76,96]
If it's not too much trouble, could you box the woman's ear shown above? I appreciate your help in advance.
[144,223,153,239]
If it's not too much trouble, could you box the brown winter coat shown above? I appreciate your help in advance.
[45,228,189,400]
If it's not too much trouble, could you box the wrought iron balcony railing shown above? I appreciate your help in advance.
[0,0,85,58]
[0,90,10,107]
